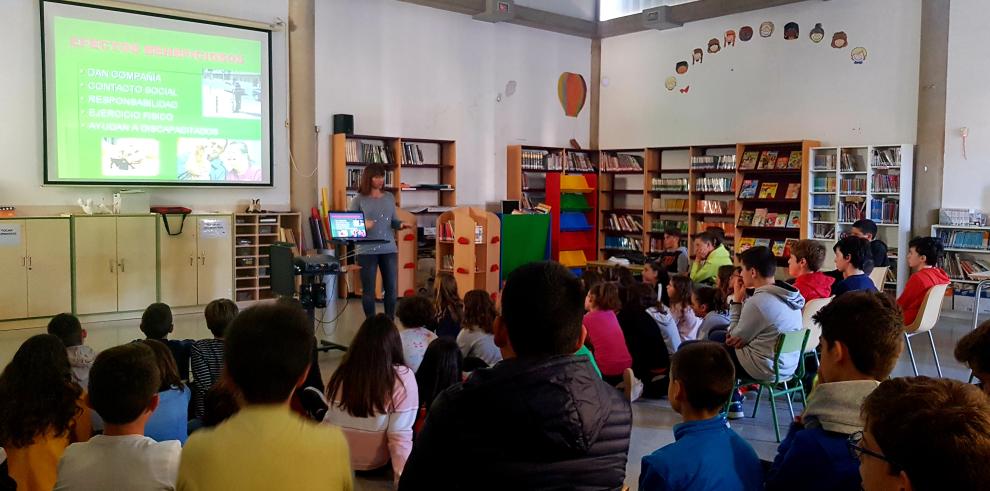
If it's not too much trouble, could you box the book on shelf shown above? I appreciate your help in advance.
[345,139,392,164]
[738,238,756,252]
[652,220,689,233]
[771,241,786,257]
[698,221,736,239]
[605,213,644,232]
[754,238,772,248]
[694,177,734,192]
[738,210,755,227]
[787,210,801,228]
[764,212,778,227]
[752,208,769,227]
[521,149,563,171]
[758,182,779,199]
[871,173,900,193]
[813,175,837,193]
[690,155,736,170]
[740,152,759,170]
[738,180,759,199]
[787,151,803,169]
[652,177,689,192]
[602,153,644,172]
[652,198,689,213]
[814,154,836,171]
[934,229,990,250]
[840,177,867,194]
[813,223,836,239]
[566,151,596,172]
[347,168,394,188]
[870,198,899,224]
[812,194,836,209]
[871,147,902,168]
[604,236,644,252]
[696,200,732,214]
[774,155,790,169]
[839,198,867,223]
[840,152,862,172]
[785,183,801,199]
[783,238,799,257]
[402,142,429,166]
[773,214,788,228]
[944,252,990,280]
[757,151,776,170]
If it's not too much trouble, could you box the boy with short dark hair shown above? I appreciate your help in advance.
[657,228,689,274]
[854,377,990,491]
[766,292,903,491]
[178,303,352,490]
[396,295,438,372]
[55,343,180,490]
[47,313,95,391]
[787,240,834,302]
[831,236,878,296]
[140,302,193,381]
[850,219,888,270]
[191,299,239,420]
[955,320,990,397]
[640,342,762,491]
[897,237,950,325]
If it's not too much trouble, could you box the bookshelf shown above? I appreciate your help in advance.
[599,148,647,259]
[233,212,301,303]
[648,148,691,256]
[808,145,913,294]
[436,207,501,297]
[688,145,738,256]
[932,224,990,310]
[735,140,820,263]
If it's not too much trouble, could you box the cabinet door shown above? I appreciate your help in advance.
[0,220,28,320]
[73,217,119,315]
[159,218,199,307]
[26,219,72,318]
[196,216,233,305]
[116,216,157,312]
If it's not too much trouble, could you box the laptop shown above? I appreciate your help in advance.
[327,211,387,243]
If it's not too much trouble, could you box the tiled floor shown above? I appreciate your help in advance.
[0,302,978,491]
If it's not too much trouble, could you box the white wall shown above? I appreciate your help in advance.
[942,0,990,210]
[0,0,290,214]
[315,0,592,205]
[599,0,921,148]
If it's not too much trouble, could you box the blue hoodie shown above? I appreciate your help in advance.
[640,415,763,491]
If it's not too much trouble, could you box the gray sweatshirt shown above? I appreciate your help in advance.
[647,306,680,356]
[697,311,730,341]
[673,246,690,274]
[349,192,402,255]
[803,380,880,434]
[728,280,805,381]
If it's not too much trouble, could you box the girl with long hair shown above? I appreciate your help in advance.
[140,339,191,444]
[617,282,672,401]
[350,163,413,320]
[692,286,731,342]
[413,338,463,434]
[0,334,91,491]
[323,314,418,482]
[433,272,463,339]
[666,275,702,341]
[457,290,502,367]
[583,282,633,385]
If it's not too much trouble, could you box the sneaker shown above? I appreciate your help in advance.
[623,368,644,402]
[727,401,745,419]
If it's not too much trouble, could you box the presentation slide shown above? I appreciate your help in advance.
[42,1,272,186]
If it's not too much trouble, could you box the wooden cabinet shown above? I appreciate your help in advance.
[73,216,157,315]
[0,218,71,321]
[160,215,233,307]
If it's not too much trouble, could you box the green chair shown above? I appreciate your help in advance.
[729,328,811,442]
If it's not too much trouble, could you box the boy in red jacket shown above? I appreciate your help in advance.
[787,239,834,301]
[897,236,950,325]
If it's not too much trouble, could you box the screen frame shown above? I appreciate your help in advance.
[328,211,369,239]
[40,0,275,187]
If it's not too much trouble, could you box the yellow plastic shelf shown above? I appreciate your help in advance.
[560,174,593,193]
[559,249,589,268]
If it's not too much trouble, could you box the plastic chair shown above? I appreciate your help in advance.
[904,283,949,377]
[725,328,811,442]
[802,297,833,363]
[869,266,888,291]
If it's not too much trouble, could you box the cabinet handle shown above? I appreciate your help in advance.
[189,255,195,266]
[27,256,32,268]
[20,256,25,267]
[109,259,115,273]
[119,258,125,273]
[201,253,207,266]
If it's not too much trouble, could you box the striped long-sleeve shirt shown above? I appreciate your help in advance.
[190,338,225,420]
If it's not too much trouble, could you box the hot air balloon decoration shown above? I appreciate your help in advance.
[557,72,587,118]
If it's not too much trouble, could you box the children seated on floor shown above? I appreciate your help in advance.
[765,291,903,491]
[413,338,463,434]
[583,282,633,385]
[396,295,438,373]
[0,334,91,491]
[191,299,238,420]
[323,314,417,483]
[897,236,950,325]
[618,282,672,401]
[955,320,990,397]
[787,239,834,301]
[667,275,702,341]
[138,339,190,445]
[642,259,671,304]
[854,377,990,491]
[140,303,193,381]
[639,342,763,491]
[831,236,878,296]
[55,343,180,490]
[432,273,463,339]
[47,313,95,391]
[715,265,736,302]
[692,286,730,341]
[399,261,631,489]
[457,290,503,367]
[647,290,681,357]
[178,303,352,490]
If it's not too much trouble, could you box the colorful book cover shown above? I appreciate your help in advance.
[783,238,799,257]
[757,151,773,169]
[754,238,772,248]
[785,183,801,199]
[740,152,759,170]
[775,155,790,169]
[787,210,801,228]
[773,214,788,228]
[737,210,755,226]
[752,208,769,227]
[764,212,778,226]
[737,238,756,252]
[771,240,786,257]
[759,182,779,199]
[738,179,759,199]
[788,151,803,169]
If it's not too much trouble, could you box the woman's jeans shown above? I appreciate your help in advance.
[357,253,398,319]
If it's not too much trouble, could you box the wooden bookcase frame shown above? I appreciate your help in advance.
[233,212,301,303]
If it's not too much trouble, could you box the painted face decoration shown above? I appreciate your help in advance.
[693,48,703,64]
[851,47,867,64]
[760,21,774,38]
[708,38,720,54]
[832,31,848,48]
[810,23,825,43]
[783,22,799,40]
[665,77,677,91]
[676,61,688,74]
[739,26,754,41]
[724,30,736,47]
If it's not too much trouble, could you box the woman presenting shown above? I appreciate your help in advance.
[350,164,412,319]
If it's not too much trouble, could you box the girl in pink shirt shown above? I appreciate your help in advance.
[583,282,633,382]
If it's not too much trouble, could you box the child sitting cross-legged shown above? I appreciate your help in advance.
[139,339,191,444]
[640,341,763,491]
[191,299,239,420]
[583,282,633,386]
[397,295,438,373]
[667,275,703,342]
[55,343,180,490]
[692,286,730,342]
[457,290,503,367]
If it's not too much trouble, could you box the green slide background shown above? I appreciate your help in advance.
[52,16,263,181]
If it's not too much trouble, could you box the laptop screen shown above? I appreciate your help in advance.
[328,212,368,239]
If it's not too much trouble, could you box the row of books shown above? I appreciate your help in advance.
[602,154,644,172]
[438,222,486,243]
[871,147,902,168]
[738,181,800,200]
[567,152,595,172]
[739,150,802,170]
[813,224,837,239]
[870,198,900,224]
[604,236,643,252]
[840,152,864,172]
[690,155,736,170]
[346,168,395,188]
[838,200,867,223]
[738,237,798,258]
[944,252,990,281]
[695,177,734,193]
[697,220,736,238]
[653,198,689,213]
[652,220,688,233]
[697,200,733,215]
[652,177,689,192]
[813,154,837,171]
[872,174,900,193]
[521,149,563,171]
[345,140,392,164]
[738,209,801,228]
[840,177,867,194]
[812,194,837,209]
[813,176,837,193]
[604,213,643,232]
[934,229,990,250]
[401,143,432,166]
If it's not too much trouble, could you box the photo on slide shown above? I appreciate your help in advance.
[201,69,262,120]
[101,137,160,177]
[177,138,262,182]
